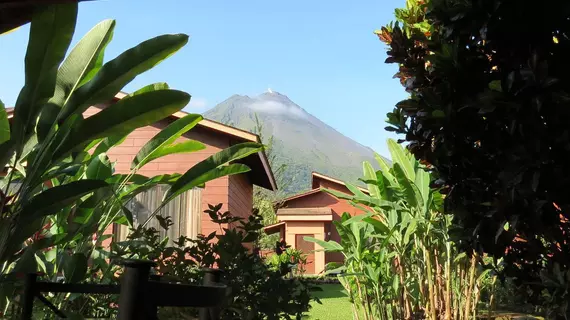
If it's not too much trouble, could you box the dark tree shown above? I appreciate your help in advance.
[379,0,570,316]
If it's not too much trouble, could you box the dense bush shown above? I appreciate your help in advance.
[69,204,317,319]
[378,0,570,317]
[266,243,307,276]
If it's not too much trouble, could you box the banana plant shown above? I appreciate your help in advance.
[0,3,263,314]
[307,139,490,320]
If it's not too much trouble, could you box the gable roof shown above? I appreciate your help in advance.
[279,171,368,205]
[5,92,277,190]
[311,171,368,193]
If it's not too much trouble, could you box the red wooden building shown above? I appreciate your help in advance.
[264,172,367,274]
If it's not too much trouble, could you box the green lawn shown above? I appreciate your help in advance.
[305,284,356,320]
[305,285,544,320]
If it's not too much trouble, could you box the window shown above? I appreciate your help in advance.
[116,186,202,244]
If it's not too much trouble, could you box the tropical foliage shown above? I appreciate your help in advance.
[307,139,491,320]
[15,205,316,318]
[378,0,570,317]
[0,3,262,316]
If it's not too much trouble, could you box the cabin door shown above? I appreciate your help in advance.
[295,234,315,274]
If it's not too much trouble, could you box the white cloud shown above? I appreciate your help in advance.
[248,100,306,118]
[188,97,208,110]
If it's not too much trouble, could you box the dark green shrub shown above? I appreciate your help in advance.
[379,0,570,317]
[108,204,317,320]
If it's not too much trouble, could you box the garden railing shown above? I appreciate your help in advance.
[18,259,226,320]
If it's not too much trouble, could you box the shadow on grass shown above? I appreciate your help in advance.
[311,284,348,299]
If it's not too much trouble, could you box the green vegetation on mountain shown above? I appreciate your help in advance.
[205,91,389,194]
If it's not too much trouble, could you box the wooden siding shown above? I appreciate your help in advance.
[228,173,253,222]
[283,190,366,265]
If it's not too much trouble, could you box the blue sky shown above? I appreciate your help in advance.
[0,0,406,158]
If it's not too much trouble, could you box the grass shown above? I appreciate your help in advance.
[305,284,544,320]
[305,284,356,320]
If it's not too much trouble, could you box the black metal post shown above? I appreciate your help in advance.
[20,273,37,320]
[199,268,223,320]
[117,259,155,320]
[147,274,161,320]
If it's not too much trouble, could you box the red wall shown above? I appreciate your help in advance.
[228,174,253,220]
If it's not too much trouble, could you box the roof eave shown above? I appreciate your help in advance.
[6,91,277,191]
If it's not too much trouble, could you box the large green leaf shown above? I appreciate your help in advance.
[303,236,343,252]
[132,114,204,169]
[90,83,169,153]
[403,218,418,245]
[375,152,395,184]
[345,183,368,199]
[25,115,82,189]
[362,161,381,199]
[0,100,9,144]
[392,163,420,208]
[126,82,170,98]
[387,139,415,181]
[55,89,190,159]
[363,217,390,235]
[163,142,263,202]
[139,163,250,228]
[414,165,431,212]
[346,183,397,209]
[118,173,181,199]
[19,180,109,219]
[92,131,132,157]
[36,103,61,142]
[12,3,77,144]
[11,248,38,274]
[144,140,206,165]
[59,34,189,121]
[51,19,116,107]
[341,212,374,226]
[63,253,88,283]
[321,187,353,201]
[85,153,112,180]
[37,19,115,141]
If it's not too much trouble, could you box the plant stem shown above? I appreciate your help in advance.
[488,275,497,319]
[423,244,437,320]
[444,243,452,320]
[463,251,477,320]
